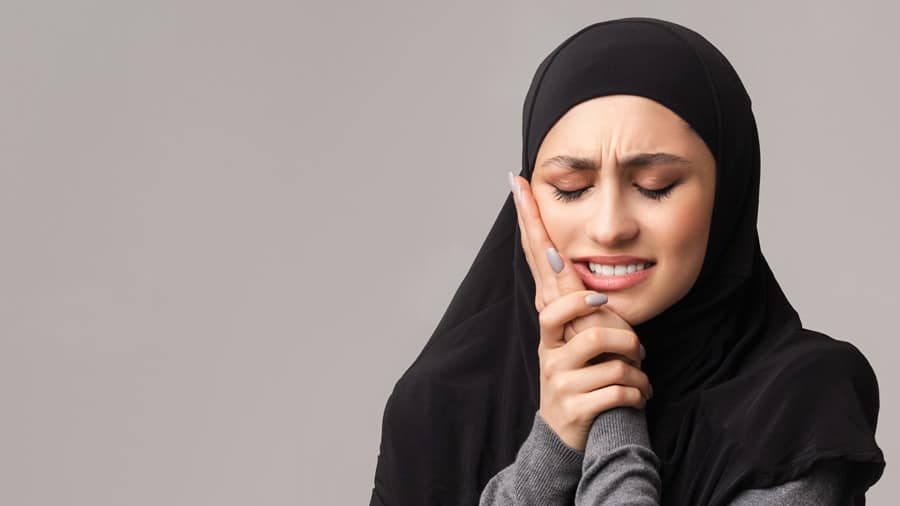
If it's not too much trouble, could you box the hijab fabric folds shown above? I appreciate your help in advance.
[369,17,885,505]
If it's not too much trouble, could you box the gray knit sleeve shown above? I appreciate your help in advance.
[728,459,849,505]
[481,407,849,505]
[575,406,662,504]
[478,411,585,506]
[573,406,849,505]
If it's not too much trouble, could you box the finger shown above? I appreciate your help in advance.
[511,178,545,312]
[510,172,545,311]
[538,290,608,350]
[563,326,644,369]
[587,352,638,368]
[514,176,587,297]
[578,384,649,415]
[514,176,560,305]
[553,359,652,400]
[584,359,652,400]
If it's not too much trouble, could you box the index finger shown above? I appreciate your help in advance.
[537,290,609,350]
[512,175,587,298]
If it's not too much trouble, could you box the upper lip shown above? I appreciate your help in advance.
[572,255,656,265]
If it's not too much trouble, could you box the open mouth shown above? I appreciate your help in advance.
[583,261,656,277]
[574,261,656,291]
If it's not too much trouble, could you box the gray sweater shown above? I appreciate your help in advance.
[479,407,848,505]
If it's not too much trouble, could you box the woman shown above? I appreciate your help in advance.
[369,17,885,505]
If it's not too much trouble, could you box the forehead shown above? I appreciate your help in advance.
[537,94,696,157]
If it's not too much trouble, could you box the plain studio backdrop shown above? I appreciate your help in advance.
[0,1,896,504]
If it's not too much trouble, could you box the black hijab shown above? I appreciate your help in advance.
[369,17,885,505]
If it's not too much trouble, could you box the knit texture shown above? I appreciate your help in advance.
[479,406,849,505]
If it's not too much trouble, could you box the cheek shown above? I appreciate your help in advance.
[651,193,712,269]
[534,198,578,246]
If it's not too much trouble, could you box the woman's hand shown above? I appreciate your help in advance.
[510,172,652,451]
[509,172,638,347]
[536,290,652,452]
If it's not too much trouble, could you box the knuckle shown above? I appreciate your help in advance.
[610,359,629,380]
[541,287,555,306]
[611,385,630,404]
[538,310,552,330]
[541,366,553,382]
[542,356,561,379]
[549,373,570,393]
[587,327,604,347]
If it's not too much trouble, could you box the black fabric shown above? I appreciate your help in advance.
[369,17,885,505]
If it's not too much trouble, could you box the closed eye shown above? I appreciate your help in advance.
[551,186,590,202]
[551,182,679,202]
[636,182,678,201]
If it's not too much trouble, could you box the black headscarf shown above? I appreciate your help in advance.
[369,17,885,505]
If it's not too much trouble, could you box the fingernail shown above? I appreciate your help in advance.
[640,343,646,360]
[585,293,608,306]
[508,172,522,203]
[546,247,564,273]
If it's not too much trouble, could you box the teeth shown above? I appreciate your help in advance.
[588,262,650,276]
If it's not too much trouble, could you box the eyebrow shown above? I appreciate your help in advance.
[540,152,691,171]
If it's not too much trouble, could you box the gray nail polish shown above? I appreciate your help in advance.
[640,343,646,360]
[547,247,564,273]
[585,293,608,306]
[507,171,515,192]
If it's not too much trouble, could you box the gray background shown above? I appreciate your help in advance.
[1,0,896,504]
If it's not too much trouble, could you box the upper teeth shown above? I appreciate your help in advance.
[588,262,651,276]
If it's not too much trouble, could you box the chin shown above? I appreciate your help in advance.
[604,301,639,327]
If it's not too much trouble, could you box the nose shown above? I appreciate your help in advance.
[584,182,639,245]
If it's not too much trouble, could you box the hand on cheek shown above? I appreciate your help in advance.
[510,171,652,451]
[508,172,636,339]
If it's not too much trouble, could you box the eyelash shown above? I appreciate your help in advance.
[551,183,678,202]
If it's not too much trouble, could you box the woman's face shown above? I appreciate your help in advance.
[532,94,716,325]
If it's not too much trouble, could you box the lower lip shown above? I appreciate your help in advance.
[573,262,655,291]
